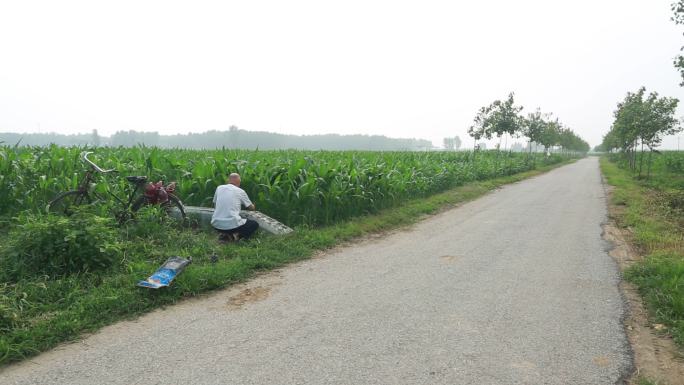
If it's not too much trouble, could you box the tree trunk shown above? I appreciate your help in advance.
[496,135,502,173]
[472,140,477,162]
[527,140,533,166]
[638,141,644,178]
[633,141,638,171]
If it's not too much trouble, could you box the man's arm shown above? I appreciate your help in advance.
[240,190,256,211]
[241,190,256,211]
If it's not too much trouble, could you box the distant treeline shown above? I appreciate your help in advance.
[0,127,434,151]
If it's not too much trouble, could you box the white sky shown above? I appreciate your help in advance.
[1,0,683,149]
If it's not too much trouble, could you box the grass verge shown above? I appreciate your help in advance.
[0,159,574,366]
[600,157,684,347]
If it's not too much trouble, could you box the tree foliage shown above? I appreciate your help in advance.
[673,0,684,86]
[523,108,546,147]
[468,93,524,143]
[468,93,590,154]
[599,87,681,176]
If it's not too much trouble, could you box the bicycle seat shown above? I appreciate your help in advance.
[126,176,148,184]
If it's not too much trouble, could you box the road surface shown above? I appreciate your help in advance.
[1,157,631,384]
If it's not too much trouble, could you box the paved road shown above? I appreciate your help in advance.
[1,157,631,384]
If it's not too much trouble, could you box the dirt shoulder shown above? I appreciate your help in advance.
[603,185,684,385]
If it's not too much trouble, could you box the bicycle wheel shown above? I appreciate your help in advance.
[165,194,187,221]
[131,194,186,223]
[47,190,90,215]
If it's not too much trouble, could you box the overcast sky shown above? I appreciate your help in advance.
[1,0,683,149]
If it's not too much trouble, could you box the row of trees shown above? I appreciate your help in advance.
[0,127,433,151]
[597,87,681,177]
[467,93,590,154]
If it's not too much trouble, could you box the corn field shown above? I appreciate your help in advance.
[0,146,569,226]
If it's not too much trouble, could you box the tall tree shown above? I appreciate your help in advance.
[468,104,492,149]
[443,137,454,150]
[640,91,681,176]
[453,135,461,150]
[91,129,101,146]
[538,119,560,154]
[468,92,524,149]
[523,108,546,155]
[601,87,681,177]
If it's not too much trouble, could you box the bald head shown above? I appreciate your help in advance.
[228,173,241,187]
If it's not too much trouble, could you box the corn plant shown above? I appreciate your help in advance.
[0,145,571,226]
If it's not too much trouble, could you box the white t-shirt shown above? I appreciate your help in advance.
[211,184,253,230]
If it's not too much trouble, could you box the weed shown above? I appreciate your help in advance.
[1,210,122,280]
[601,156,684,347]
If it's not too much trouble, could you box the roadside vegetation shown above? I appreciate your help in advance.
[0,144,582,366]
[602,154,684,346]
[598,85,684,349]
[596,87,680,178]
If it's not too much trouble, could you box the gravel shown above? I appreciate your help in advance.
[0,157,632,385]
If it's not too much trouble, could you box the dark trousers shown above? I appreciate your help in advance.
[215,219,259,240]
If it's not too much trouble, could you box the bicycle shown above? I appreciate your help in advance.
[47,151,186,223]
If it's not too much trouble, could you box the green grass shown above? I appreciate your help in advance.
[0,159,573,366]
[600,156,684,347]
[637,377,661,385]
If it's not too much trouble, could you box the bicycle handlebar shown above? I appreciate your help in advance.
[81,151,117,173]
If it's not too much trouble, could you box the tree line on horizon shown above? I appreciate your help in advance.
[467,93,590,154]
[0,127,433,151]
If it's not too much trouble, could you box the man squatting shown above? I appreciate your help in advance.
[211,173,259,242]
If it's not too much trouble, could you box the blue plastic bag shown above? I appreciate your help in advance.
[137,256,192,289]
